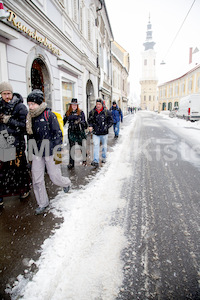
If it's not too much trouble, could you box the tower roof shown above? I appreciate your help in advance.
[143,15,155,51]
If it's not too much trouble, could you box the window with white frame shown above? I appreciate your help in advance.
[197,77,200,91]
[188,79,193,92]
[181,83,185,94]
[99,44,103,68]
[62,81,74,112]
[113,70,117,88]
[118,74,120,89]
[175,85,179,95]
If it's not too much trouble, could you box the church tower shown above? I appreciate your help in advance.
[140,16,158,111]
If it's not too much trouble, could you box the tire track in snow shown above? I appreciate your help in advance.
[117,112,200,300]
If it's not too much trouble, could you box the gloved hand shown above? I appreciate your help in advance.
[54,152,62,165]
[74,118,81,125]
[0,114,11,124]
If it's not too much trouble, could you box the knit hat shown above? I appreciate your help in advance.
[96,98,103,105]
[113,101,117,105]
[0,81,13,94]
[27,89,44,105]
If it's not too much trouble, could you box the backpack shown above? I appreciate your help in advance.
[44,110,64,139]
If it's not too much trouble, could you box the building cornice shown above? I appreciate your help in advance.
[158,64,200,87]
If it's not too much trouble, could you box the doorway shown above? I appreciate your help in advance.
[86,79,94,118]
[31,58,51,108]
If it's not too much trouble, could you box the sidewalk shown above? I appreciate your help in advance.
[0,114,134,299]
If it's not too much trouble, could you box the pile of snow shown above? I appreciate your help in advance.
[8,116,138,300]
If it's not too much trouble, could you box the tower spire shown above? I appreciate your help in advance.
[143,15,155,51]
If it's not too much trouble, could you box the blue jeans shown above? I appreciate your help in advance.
[113,121,120,137]
[93,134,108,163]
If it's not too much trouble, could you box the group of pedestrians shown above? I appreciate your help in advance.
[0,81,123,215]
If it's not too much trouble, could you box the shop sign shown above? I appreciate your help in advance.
[7,10,61,56]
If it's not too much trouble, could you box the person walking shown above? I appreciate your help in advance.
[110,101,123,139]
[63,98,87,169]
[0,81,31,207]
[26,89,71,215]
[88,98,113,167]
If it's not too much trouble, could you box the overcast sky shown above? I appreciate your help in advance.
[105,0,200,103]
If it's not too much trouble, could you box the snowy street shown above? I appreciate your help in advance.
[117,112,200,299]
[2,112,200,299]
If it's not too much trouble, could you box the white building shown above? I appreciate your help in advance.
[111,41,130,114]
[0,0,113,118]
[140,16,158,111]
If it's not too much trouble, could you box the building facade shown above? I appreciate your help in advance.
[111,40,130,115]
[158,64,200,111]
[140,17,158,111]
[0,0,113,119]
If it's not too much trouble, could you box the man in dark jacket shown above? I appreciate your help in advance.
[110,101,123,139]
[0,81,31,207]
[88,98,113,167]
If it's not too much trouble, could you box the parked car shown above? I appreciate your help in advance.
[169,106,178,118]
[176,94,200,121]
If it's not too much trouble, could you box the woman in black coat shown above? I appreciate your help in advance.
[63,98,87,169]
[0,82,31,206]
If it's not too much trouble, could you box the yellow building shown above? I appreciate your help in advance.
[158,64,200,111]
[111,41,130,114]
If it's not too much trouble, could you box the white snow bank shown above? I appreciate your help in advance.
[8,115,138,300]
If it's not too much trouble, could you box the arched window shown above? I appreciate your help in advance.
[168,102,172,110]
[31,58,51,108]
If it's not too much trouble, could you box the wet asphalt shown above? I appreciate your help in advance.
[0,115,133,300]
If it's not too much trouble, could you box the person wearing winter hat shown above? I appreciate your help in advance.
[0,81,13,95]
[63,98,88,169]
[26,89,71,215]
[0,82,31,207]
[110,101,123,139]
[88,98,113,167]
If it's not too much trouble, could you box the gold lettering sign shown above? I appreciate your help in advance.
[7,10,61,56]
